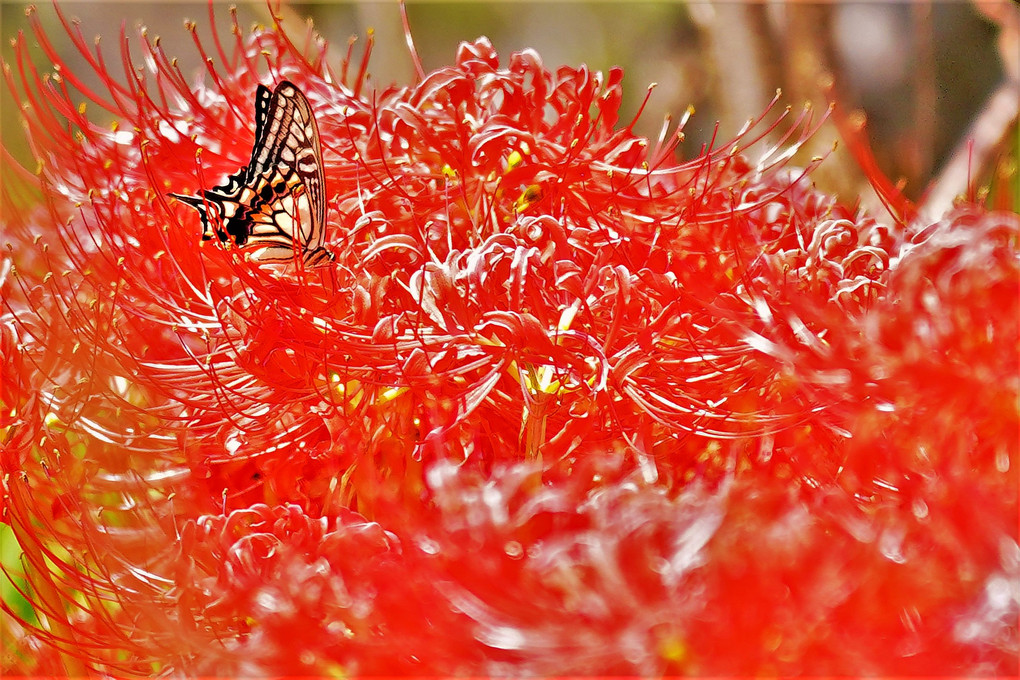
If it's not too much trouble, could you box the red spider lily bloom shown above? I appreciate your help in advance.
[1,2,1017,676]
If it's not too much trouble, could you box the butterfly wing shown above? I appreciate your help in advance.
[244,82,328,262]
[170,81,330,266]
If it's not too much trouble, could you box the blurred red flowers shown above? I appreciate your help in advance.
[1,2,1016,676]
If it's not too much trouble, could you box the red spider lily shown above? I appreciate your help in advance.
[1,1,1017,676]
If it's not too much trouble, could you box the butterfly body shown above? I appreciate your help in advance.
[172,81,331,267]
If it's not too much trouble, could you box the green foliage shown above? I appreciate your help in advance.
[0,523,37,626]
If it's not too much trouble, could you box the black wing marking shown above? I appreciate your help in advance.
[170,81,331,266]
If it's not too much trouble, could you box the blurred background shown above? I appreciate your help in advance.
[1,1,1017,214]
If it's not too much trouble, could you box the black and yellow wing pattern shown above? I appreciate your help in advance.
[171,81,332,267]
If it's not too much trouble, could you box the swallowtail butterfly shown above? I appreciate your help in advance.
[171,81,331,267]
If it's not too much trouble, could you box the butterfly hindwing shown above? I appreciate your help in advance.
[170,81,330,266]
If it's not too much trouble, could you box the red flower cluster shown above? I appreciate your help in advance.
[1,2,1016,676]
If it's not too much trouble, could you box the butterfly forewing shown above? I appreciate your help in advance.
[170,80,330,266]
